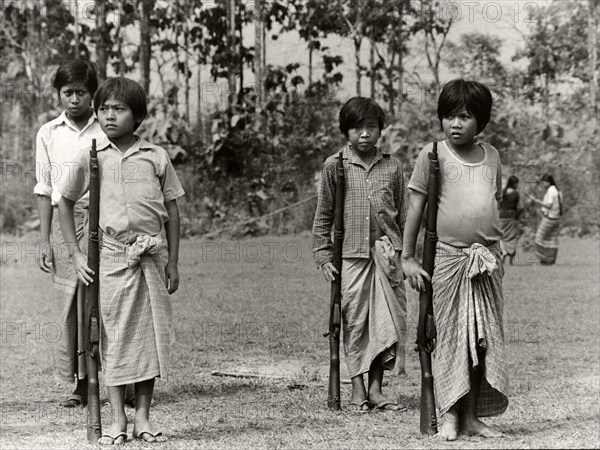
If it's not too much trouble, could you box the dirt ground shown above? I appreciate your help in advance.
[0,233,598,449]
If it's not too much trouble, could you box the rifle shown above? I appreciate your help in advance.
[415,141,439,435]
[85,138,102,442]
[324,151,344,410]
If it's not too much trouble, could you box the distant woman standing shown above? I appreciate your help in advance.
[499,175,523,265]
[527,173,563,265]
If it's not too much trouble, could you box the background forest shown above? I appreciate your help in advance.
[1,0,598,238]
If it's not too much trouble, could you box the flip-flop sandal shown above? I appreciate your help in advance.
[60,394,87,408]
[372,400,406,412]
[345,399,371,413]
[98,431,127,446]
[132,428,167,443]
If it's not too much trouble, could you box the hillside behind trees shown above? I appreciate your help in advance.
[1,0,598,237]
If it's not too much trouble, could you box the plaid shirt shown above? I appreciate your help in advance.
[312,145,408,267]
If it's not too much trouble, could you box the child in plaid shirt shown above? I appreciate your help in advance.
[313,97,408,412]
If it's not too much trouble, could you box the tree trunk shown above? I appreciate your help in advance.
[74,0,80,58]
[355,37,362,96]
[397,0,405,108]
[227,0,236,108]
[370,37,375,98]
[116,1,126,76]
[184,29,190,122]
[589,0,598,114]
[138,0,153,94]
[237,3,244,104]
[255,0,264,109]
[94,0,108,81]
[308,41,313,86]
[197,63,203,137]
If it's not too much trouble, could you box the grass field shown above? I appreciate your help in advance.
[0,232,599,449]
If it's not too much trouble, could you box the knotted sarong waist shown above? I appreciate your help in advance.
[432,240,509,417]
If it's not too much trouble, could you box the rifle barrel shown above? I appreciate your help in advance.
[85,138,102,442]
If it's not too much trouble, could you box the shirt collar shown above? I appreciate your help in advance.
[344,144,386,168]
[96,135,157,157]
[52,110,98,132]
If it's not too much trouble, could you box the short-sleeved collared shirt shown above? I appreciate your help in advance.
[56,136,185,244]
[34,110,104,204]
[312,145,408,267]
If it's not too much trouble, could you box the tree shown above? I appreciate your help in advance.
[412,0,456,92]
[138,0,154,94]
[445,32,507,87]
[366,0,411,115]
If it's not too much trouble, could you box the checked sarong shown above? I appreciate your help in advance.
[432,241,509,417]
[99,233,172,386]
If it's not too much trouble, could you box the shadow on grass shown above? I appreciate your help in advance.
[157,379,275,403]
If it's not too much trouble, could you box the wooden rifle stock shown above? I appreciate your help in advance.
[415,141,439,434]
[325,151,344,410]
[85,139,102,442]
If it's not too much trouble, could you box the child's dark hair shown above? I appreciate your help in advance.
[93,77,148,131]
[437,79,493,133]
[339,97,385,138]
[53,59,99,94]
[503,175,519,196]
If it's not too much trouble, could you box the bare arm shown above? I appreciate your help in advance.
[401,190,430,291]
[36,195,54,272]
[58,196,94,285]
[164,199,180,294]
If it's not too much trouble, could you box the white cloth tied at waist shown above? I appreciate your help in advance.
[373,235,403,288]
[465,243,499,279]
[126,235,163,267]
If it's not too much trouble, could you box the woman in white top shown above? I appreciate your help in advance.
[527,173,562,265]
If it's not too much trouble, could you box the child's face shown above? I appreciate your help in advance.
[348,116,380,154]
[59,82,92,119]
[442,108,478,148]
[97,96,137,140]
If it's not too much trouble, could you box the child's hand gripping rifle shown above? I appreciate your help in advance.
[85,139,102,442]
[415,141,439,435]
[323,151,345,410]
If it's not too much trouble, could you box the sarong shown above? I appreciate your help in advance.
[535,216,560,264]
[50,198,88,384]
[99,233,172,386]
[499,217,520,257]
[340,236,407,378]
[431,241,509,417]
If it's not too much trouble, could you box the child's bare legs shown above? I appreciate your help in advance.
[367,354,403,410]
[437,404,459,441]
[458,366,503,438]
[98,385,127,445]
[133,378,166,442]
[349,374,369,410]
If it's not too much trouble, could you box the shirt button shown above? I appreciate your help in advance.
[365,217,368,220]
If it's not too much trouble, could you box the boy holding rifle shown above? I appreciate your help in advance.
[57,77,184,445]
[403,79,509,440]
[313,97,408,412]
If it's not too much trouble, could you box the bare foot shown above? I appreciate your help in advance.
[349,376,369,411]
[368,392,405,411]
[461,417,504,438]
[436,409,459,441]
[133,419,167,443]
[98,422,127,446]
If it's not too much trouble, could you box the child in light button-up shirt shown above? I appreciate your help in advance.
[34,59,103,408]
